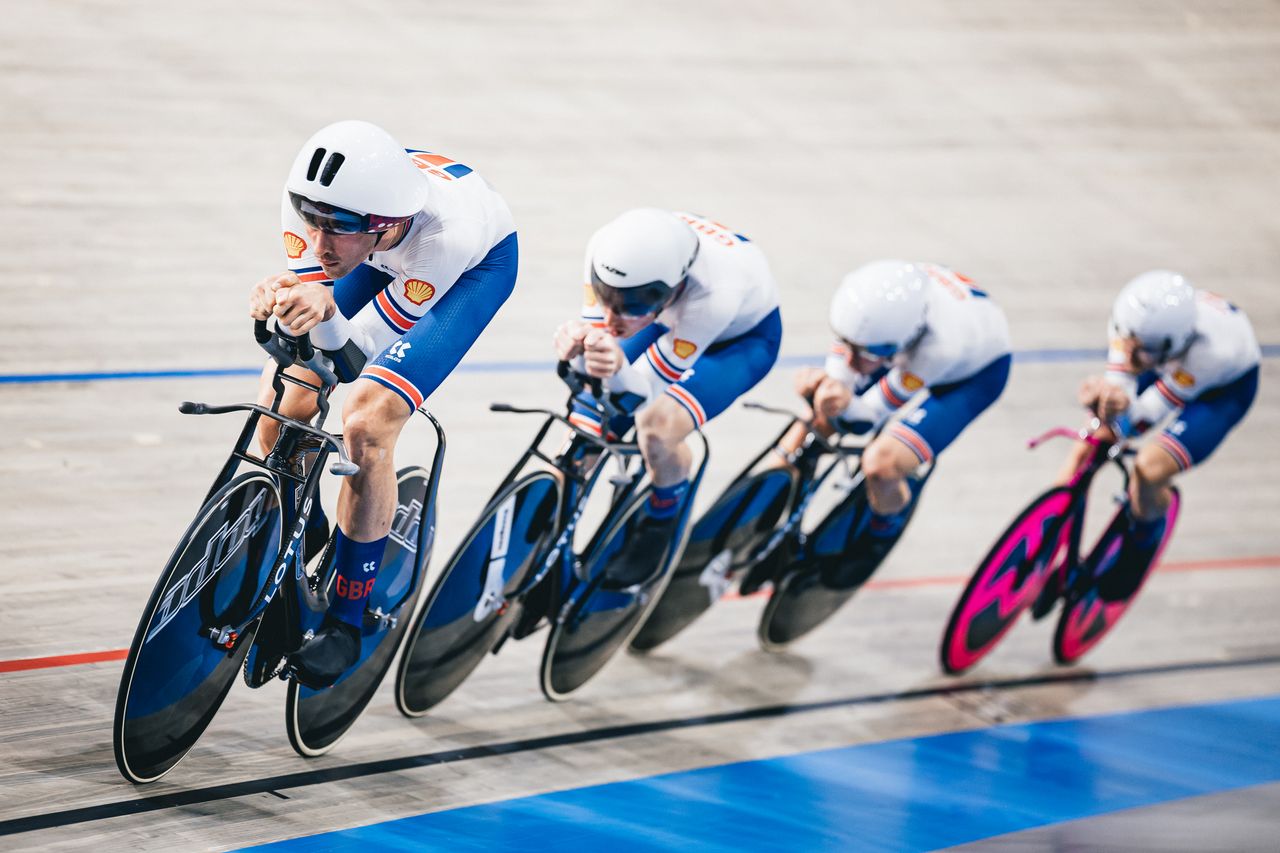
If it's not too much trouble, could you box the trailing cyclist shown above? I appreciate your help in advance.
[1066,271,1260,600]
[790,260,1011,588]
[247,120,518,687]
[552,209,782,587]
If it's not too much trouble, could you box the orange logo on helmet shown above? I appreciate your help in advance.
[583,283,598,307]
[404,279,436,305]
[902,373,925,392]
[673,339,698,359]
[1173,369,1196,387]
[283,231,306,259]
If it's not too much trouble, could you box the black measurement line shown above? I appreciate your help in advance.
[4,653,1279,837]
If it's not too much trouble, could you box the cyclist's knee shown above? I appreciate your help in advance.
[1134,443,1179,489]
[636,397,694,453]
[342,382,411,457]
[861,437,913,486]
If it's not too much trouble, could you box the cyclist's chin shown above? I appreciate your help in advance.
[320,259,358,280]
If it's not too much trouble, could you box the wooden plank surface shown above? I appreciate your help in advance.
[1,1,1279,850]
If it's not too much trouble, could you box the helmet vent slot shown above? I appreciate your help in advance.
[306,148,326,182]
[319,153,345,187]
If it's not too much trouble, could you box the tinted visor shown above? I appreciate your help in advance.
[289,192,414,235]
[590,268,677,318]
[839,338,898,360]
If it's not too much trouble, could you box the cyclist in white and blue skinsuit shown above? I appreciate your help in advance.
[553,208,782,587]
[793,260,1011,588]
[1070,271,1260,600]
[248,120,517,687]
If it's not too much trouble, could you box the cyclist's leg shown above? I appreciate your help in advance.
[253,364,322,455]
[655,307,782,488]
[870,353,1011,538]
[1135,365,1258,516]
[607,309,782,584]
[1100,366,1257,599]
[293,234,518,684]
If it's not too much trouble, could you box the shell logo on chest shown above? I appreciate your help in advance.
[404,279,436,305]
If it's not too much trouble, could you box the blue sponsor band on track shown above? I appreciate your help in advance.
[235,693,1280,853]
[3,345,1279,385]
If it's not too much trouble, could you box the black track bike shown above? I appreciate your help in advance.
[632,401,932,653]
[396,363,708,711]
[113,321,443,783]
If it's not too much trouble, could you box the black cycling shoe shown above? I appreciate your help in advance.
[289,617,361,689]
[1095,525,1164,603]
[604,514,679,589]
[821,531,897,591]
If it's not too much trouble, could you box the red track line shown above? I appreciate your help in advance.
[723,553,1280,600]
[4,555,1279,674]
[0,648,128,674]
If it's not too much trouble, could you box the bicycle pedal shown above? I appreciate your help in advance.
[207,626,238,649]
[363,606,398,632]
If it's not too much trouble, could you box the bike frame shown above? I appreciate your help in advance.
[177,321,445,654]
[479,368,646,627]
[1025,423,1136,597]
[738,402,872,571]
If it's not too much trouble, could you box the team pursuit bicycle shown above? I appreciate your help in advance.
[113,320,443,783]
[631,400,932,654]
[395,362,708,711]
[940,421,1180,674]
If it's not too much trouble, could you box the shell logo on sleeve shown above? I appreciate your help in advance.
[673,339,698,359]
[283,231,306,259]
[1173,369,1196,388]
[404,279,436,305]
[583,284,598,307]
[901,372,925,392]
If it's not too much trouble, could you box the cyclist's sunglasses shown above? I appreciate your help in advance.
[289,192,414,235]
[839,339,898,360]
[590,268,679,319]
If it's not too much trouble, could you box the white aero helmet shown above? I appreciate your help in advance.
[588,208,700,317]
[286,120,426,234]
[829,260,930,357]
[1110,270,1196,359]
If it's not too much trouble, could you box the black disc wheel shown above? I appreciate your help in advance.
[631,468,795,652]
[395,471,560,717]
[287,467,437,754]
[541,486,686,701]
[113,472,283,783]
[757,567,858,652]
[756,471,927,652]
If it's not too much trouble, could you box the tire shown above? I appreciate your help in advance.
[113,472,283,784]
[287,467,435,755]
[1053,487,1180,665]
[395,471,560,717]
[631,467,796,652]
[938,487,1075,675]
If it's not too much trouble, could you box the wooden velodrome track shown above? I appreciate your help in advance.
[2,2,1278,850]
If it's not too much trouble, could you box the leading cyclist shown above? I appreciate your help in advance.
[248,120,518,687]
[1066,271,1260,599]
[552,209,782,587]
